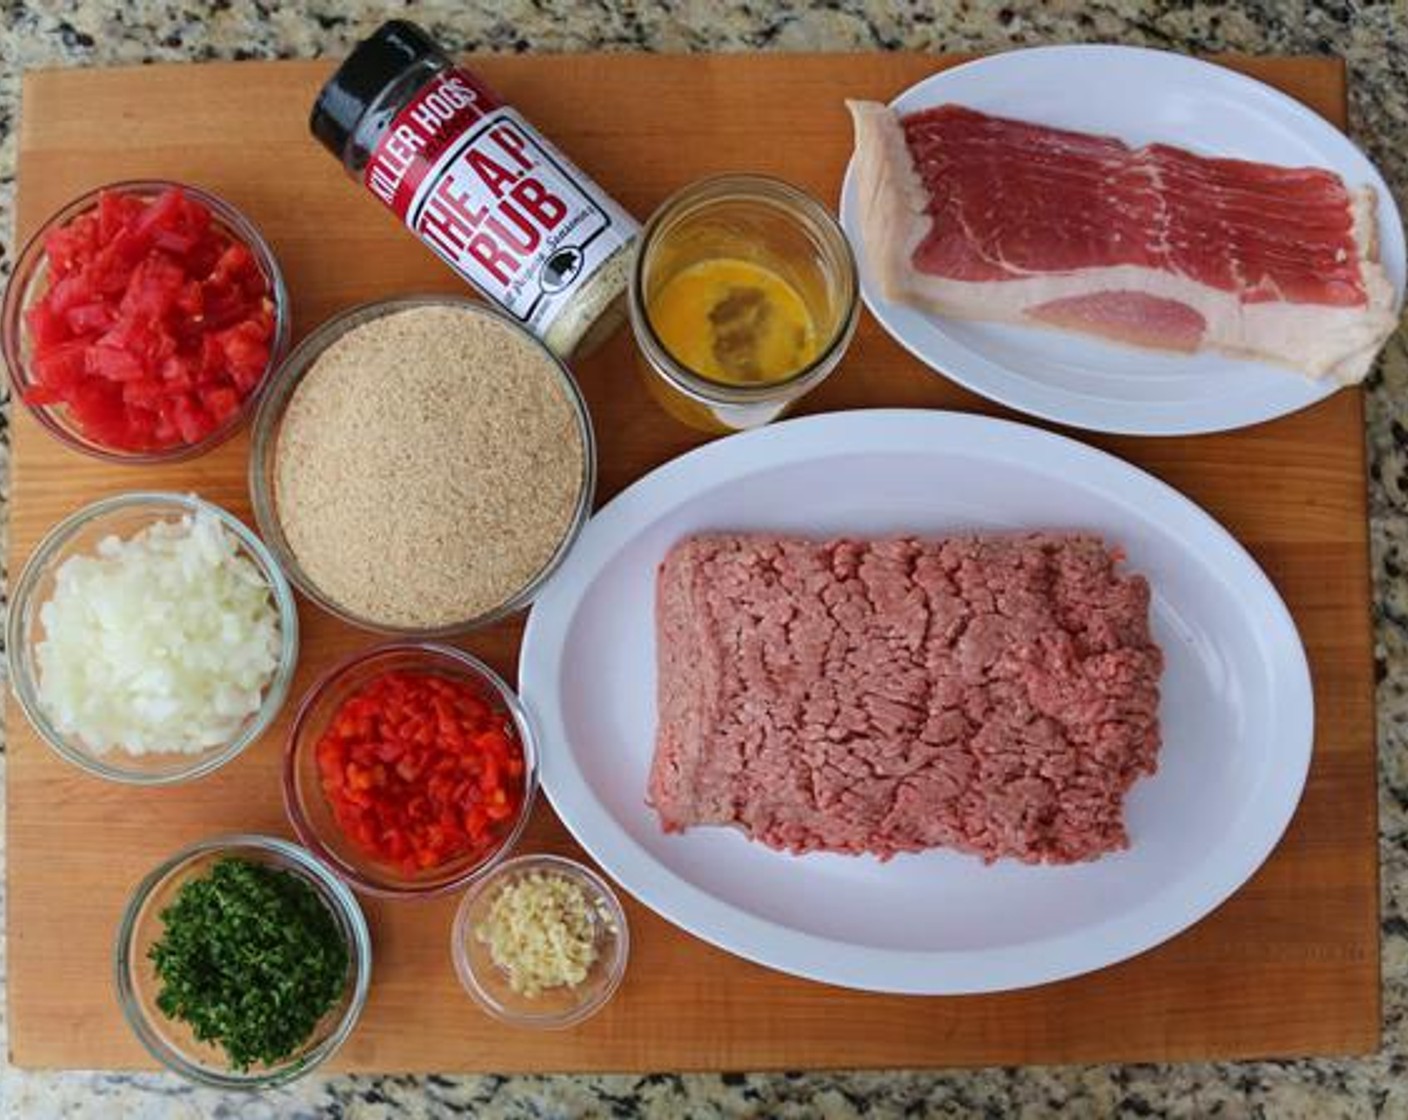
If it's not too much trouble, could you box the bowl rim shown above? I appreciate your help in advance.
[113,832,373,1089]
[247,292,597,638]
[0,177,291,464]
[450,852,631,1030]
[5,490,300,785]
[283,640,541,899]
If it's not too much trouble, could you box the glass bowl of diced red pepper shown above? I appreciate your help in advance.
[2,180,289,462]
[283,642,539,899]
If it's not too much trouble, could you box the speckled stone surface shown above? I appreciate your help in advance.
[1,3,1405,1117]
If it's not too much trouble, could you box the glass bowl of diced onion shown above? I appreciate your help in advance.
[451,853,629,1029]
[6,491,299,784]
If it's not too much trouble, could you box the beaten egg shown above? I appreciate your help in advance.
[647,258,820,385]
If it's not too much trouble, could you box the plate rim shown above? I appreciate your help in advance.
[520,409,1315,994]
[836,43,1406,437]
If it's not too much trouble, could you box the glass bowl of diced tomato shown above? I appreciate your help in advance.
[1,180,289,463]
[284,642,540,899]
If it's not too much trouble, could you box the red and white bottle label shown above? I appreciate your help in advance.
[363,68,636,340]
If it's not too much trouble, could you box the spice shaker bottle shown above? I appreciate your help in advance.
[310,20,636,360]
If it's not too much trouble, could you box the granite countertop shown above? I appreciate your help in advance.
[2,2,1405,1117]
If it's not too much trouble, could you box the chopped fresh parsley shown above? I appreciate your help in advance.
[148,856,349,1071]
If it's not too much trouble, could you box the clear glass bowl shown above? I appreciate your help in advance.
[115,833,372,1088]
[1,179,290,463]
[248,294,597,637]
[284,641,540,899]
[6,491,300,785]
[628,174,859,433]
[452,854,629,1029]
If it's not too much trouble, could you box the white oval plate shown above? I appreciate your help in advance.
[520,410,1314,994]
[838,45,1406,436]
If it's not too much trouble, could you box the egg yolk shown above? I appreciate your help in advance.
[647,258,819,385]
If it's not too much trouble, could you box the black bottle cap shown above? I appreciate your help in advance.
[310,20,446,158]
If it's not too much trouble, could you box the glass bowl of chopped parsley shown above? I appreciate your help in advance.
[115,834,371,1087]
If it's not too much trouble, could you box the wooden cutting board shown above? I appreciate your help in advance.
[6,53,1380,1071]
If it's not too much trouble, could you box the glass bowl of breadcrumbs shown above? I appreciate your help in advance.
[249,295,596,636]
[452,854,629,1029]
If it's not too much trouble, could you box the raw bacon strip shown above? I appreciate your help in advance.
[849,101,1397,383]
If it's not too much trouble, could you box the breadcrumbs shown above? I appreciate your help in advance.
[274,305,586,629]
[475,871,608,997]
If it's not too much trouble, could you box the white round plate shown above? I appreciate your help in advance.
[519,410,1314,994]
[837,45,1406,436]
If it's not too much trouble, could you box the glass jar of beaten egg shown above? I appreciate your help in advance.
[628,175,859,433]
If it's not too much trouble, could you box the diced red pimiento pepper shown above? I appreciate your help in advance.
[23,186,275,453]
[313,671,528,876]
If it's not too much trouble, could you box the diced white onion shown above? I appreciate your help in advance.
[36,509,281,756]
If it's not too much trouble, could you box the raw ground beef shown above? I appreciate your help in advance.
[649,533,1163,864]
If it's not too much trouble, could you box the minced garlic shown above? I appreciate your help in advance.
[475,871,607,997]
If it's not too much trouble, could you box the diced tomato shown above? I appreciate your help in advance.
[152,228,197,255]
[173,279,204,319]
[86,343,146,382]
[94,315,146,359]
[24,301,70,347]
[313,671,527,877]
[152,411,177,445]
[64,302,117,335]
[25,385,63,406]
[121,378,166,410]
[200,280,250,331]
[165,391,213,444]
[130,187,185,246]
[119,254,186,319]
[178,190,213,238]
[204,387,242,425]
[218,321,271,391]
[44,274,91,316]
[97,190,143,242]
[30,339,89,391]
[22,186,275,452]
[67,378,128,443]
[183,236,223,280]
[43,214,99,276]
[210,242,255,285]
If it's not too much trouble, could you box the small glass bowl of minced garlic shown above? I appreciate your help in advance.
[628,174,860,434]
[452,854,629,1029]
